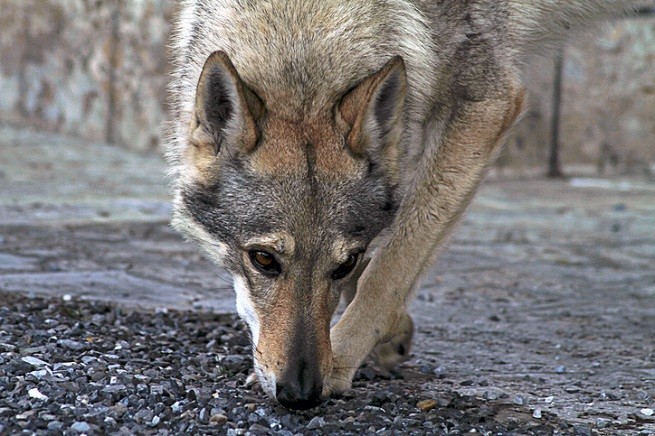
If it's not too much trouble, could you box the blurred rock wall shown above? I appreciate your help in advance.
[503,16,655,177]
[1,0,654,174]
[0,0,172,153]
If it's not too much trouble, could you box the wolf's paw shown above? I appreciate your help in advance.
[245,372,261,390]
[322,373,353,398]
[371,312,414,373]
[322,358,356,398]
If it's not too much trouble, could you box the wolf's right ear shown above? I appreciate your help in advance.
[190,51,264,157]
[337,56,407,158]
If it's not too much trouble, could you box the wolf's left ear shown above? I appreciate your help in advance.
[190,51,264,156]
[337,56,407,161]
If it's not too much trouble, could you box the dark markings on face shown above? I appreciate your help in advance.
[180,149,398,274]
[202,67,234,146]
[304,144,319,197]
[374,69,402,138]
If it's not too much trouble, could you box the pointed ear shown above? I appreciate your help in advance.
[337,56,407,157]
[189,51,264,156]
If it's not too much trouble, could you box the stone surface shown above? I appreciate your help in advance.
[501,14,655,176]
[0,126,169,225]
[1,1,654,172]
[111,0,174,152]
[0,0,114,141]
[0,0,174,152]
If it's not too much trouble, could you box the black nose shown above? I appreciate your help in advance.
[275,360,323,410]
[275,383,322,410]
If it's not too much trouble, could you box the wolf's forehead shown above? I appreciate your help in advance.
[248,116,363,177]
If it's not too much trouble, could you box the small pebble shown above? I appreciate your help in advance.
[28,369,50,379]
[28,388,48,401]
[15,411,34,420]
[0,343,17,352]
[21,356,48,367]
[249,423,269,432]
[599,391,620,401]
[417,399,438,411]
[596,418,611,428]
[483,391,500,400]
[640,408,654,416]
[58,339,85,351]
[102,384,126,394]
[306,416,325,430]
[134,409,154,423]
[1,291,640,435]
[513,396,526,406]
[47,421,63,431]
[224,355,245,364]
[210,414,229,425]
[71,421,90,433]
[151,385,165,396]
[573,424,592,436]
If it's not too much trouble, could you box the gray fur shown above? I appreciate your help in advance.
[507,0,636,53]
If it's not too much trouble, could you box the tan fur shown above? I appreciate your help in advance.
[248,116,364,178]
[337,56,407,185]
[251,276,336,403]
[182,125,219,186]
[254,280,333,386]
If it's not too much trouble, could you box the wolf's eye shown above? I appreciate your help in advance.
[249,250,281,276]
[332,253,359,280]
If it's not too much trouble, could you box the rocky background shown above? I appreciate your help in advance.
[1,0,654,176]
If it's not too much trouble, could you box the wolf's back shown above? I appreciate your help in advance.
[507,0,638,53]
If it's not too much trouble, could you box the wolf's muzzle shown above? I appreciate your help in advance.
[275,358,323,410]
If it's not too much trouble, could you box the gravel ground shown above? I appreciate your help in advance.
[0,291,593,436]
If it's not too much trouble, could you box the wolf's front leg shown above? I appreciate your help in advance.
[341,259,415,373]
[325,82,526,396]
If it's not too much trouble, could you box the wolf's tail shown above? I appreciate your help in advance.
[507,0,640,54]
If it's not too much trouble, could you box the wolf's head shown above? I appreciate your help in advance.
[172,51,406,409]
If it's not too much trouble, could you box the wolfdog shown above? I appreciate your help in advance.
[166,0,636,409]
